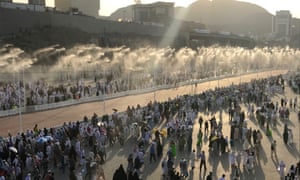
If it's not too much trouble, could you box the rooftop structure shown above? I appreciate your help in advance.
[53,0,100,17]
[110,1,174,26]
[272,10,292,40]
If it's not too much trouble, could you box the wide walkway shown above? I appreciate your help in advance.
[0,70,286,137]
[101,70,300,180]
[1,69,300,180]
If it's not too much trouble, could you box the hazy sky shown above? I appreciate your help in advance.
[14,0,300,18]
[101,0,299,18]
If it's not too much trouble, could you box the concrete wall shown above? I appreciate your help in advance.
[50,13,167,36]
[54,0,71,12]
[0,2,45,11]
[28,0,45,5]
[0,8,51,35]
[0,7,170,38]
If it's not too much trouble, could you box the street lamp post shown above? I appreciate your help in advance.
[18,69,23,133]
[103,68,106,114]
[214,56,219,88]
[239,68,242,85]
[218,71,220,88]
[298,88,300,160]
[153,68,156,102]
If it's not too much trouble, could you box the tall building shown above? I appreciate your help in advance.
[54,0,100,18]
[53,0,71,12]
[71,0,100,17]
[133,2,174,25]
[109,1,174,26]
[272,10,292,39]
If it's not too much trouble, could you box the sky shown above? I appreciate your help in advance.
[101,0,300,18]
[13,0,300,18]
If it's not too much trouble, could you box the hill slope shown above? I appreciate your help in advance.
[176,0,273,36]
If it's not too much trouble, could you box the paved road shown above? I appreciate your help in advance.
[101,72,300,180]
[2,70,300,180]
[0,70,287,137]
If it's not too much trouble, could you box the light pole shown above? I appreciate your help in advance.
[102,60,111,114]
[298,88,300,160]
[214,56,219,88]
[239,64,242,84]
[18,68,23,133]
[153,71,156,102]
[217,71,220,89]
[103,67,106,114]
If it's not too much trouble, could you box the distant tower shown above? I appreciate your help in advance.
[134,0,141,4]
[272,10,292,40]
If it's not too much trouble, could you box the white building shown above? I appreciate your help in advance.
[0,0,46,12]
[272,10,292,40]
[109,6,133,22]
[53,0,70,12]
[71,0,100,17]
[54,0,100,18]
[109,1,174,26]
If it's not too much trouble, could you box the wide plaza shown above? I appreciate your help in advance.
[0,70,299,180]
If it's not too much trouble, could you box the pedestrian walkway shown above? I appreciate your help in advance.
[1,70,299,180]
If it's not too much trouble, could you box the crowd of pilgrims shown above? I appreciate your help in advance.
[287,72,300,94]
[0,70,185,111]
[0,74,299,180]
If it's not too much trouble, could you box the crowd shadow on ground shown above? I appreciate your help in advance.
[285,143,300,158]
[106,84,299,179]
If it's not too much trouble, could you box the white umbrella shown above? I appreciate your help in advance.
[9,146,18,153]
